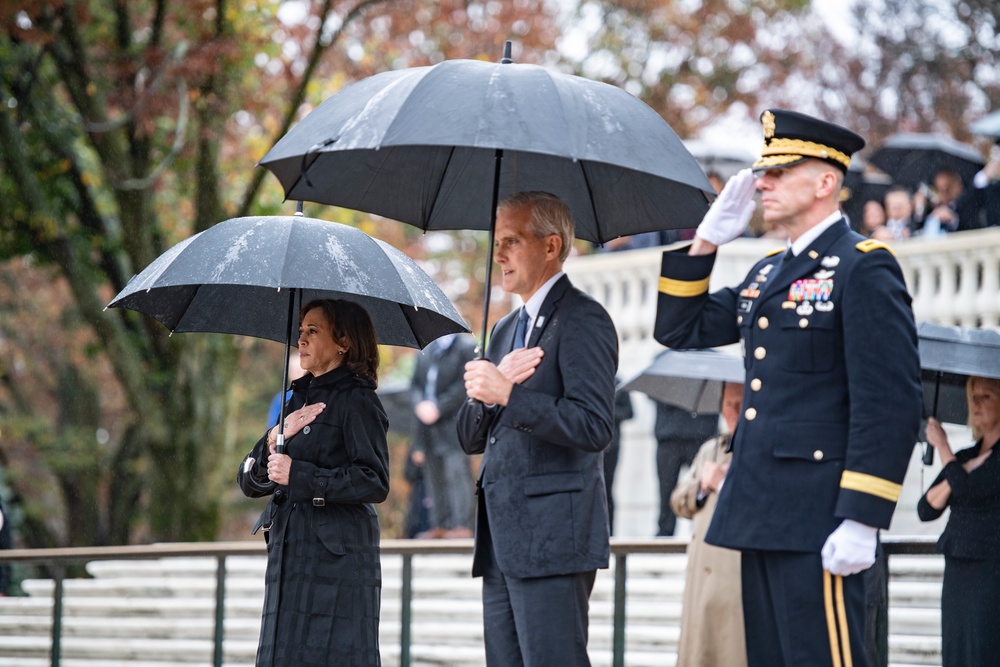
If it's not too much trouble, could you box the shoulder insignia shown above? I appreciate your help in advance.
[764,247,785,258]
[855,239,896,257]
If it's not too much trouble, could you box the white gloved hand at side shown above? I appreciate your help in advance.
[695,168,758,246]
[821,519,878,576]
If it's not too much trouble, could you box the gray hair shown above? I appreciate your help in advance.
[498,191,575,262]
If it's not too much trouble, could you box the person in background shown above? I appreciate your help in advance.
[409,333,478,538]
[913,168,982,235]
[917,376,1000,667]
[669,380,746,667]
[238,299,389,667]
[861,199,894,241]
[604,385,634,535]
[654,402,718,536]
[458,191,618,667]
[655,109,921,667]
[882,186,915,240]
[266,350,306,428]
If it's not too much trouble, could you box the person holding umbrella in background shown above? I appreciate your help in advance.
[918,376,1000,667]
[458,191,618,667]
[238,299,389,667]
[655,109,922,667]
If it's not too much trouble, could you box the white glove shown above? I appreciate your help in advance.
[821,519,878,576]
[695,168,758,246]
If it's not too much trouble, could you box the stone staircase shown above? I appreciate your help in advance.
[0,549,943,667]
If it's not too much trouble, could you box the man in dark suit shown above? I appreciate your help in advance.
[458,191,618,667]
[654,109,922,667]
[653,401,718,536]
[409,332,478,538]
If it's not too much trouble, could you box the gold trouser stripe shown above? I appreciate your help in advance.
[823,570,843,667]
[835,574,854,667]
[840,470,901,502]
[658,275,710,297]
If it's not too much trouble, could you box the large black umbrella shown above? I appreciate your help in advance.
[259,42,713,343]
[917,321,1000,462]
[107,214,468,450]
[618,348,745,414]
[869,132,984,188]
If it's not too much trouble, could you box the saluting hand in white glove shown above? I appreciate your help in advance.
[695,168,758,246]
[821,519,878,576]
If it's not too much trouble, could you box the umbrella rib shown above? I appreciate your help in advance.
[578,162,603,244]
[423,146,458,229]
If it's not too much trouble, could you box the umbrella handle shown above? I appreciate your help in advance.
[922,372,942,466]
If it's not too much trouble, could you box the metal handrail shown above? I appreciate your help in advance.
[0,536,940,667]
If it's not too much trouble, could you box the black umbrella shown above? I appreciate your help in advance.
[618,348,745,414]
[107,214,468,450]
[917,321,1000,462]
[869,132,984,188]
[970,110,1000,138]
[259,41,713,344]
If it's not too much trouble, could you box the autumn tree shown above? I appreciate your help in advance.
[0,0,559,547]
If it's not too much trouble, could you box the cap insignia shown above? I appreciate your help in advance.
[762,111,776,140]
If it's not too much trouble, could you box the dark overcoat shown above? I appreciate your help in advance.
[456,275,618,578]
[655,219,922,552]
[237,366,389,667]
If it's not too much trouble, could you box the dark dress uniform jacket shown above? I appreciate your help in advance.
[410,335,478,457]
[655,220,922,552]
[237,366,390,667]
[457,275,618,578]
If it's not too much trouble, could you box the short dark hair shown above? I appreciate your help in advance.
[300,299,379,386]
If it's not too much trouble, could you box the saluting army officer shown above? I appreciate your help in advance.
[654,109,922,667]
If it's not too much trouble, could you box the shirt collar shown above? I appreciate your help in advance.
[520,271,564,328]
[789,210,842,256]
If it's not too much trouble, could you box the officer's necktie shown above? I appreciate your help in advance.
[512,308,530,350]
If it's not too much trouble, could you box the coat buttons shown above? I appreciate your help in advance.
[737,315,743,325]
[813,450,824,461]
[489,437,496,444]
[750,378,762,391]
[758,316,769,329]
[745,407,757,420]
[754,347,766,360]
[799,319,809,328]
[303,425,311,434]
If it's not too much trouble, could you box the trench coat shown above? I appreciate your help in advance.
[669,434,746,667]
[237,366,390,667]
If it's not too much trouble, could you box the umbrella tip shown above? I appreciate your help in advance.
[295,201,304,216]
[500,40,512,64]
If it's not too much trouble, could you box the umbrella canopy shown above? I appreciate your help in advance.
[618,348,745,414]
[107,214,469,349]
[259,51,713,245]
[970,109,1000,138]
[869,132,985,188]
[917,321,1000,425]
[260,42,712,344]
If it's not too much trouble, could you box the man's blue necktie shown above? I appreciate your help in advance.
[512,308,530,350]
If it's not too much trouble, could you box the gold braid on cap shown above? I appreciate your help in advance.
[759,137,851,169]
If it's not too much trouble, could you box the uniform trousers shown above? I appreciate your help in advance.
[741,550,867,667]
[479,510,596,667]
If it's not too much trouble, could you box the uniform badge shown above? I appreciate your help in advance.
[782,301,796,309]
[796,302,814,316]
[739,288,761,299]
[816,301,834,312]
[821,255,840,268]
[813,269,835,279]
[808,250,819,259]
[789,279,834,302]
[739,299,753,313]
[760,263,775,276]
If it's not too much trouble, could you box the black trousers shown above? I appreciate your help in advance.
[741,550,867,667]
[656,438,702,535]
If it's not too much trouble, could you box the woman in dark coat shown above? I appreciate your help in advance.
[238,299,389,667]
[917,375,1000,667]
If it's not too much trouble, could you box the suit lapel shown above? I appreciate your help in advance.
[526,275,570,348]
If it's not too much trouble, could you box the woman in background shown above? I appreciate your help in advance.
[238,299,389,667]
[918,376,1000,667]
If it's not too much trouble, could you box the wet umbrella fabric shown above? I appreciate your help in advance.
[259,56,713,245]
[107,215,468,348]
[869,133,985,188]
[618,348,745,414]
[107,215,469,450]
[918,321,1000,425]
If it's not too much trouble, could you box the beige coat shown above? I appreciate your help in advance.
[670,435,746,667]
